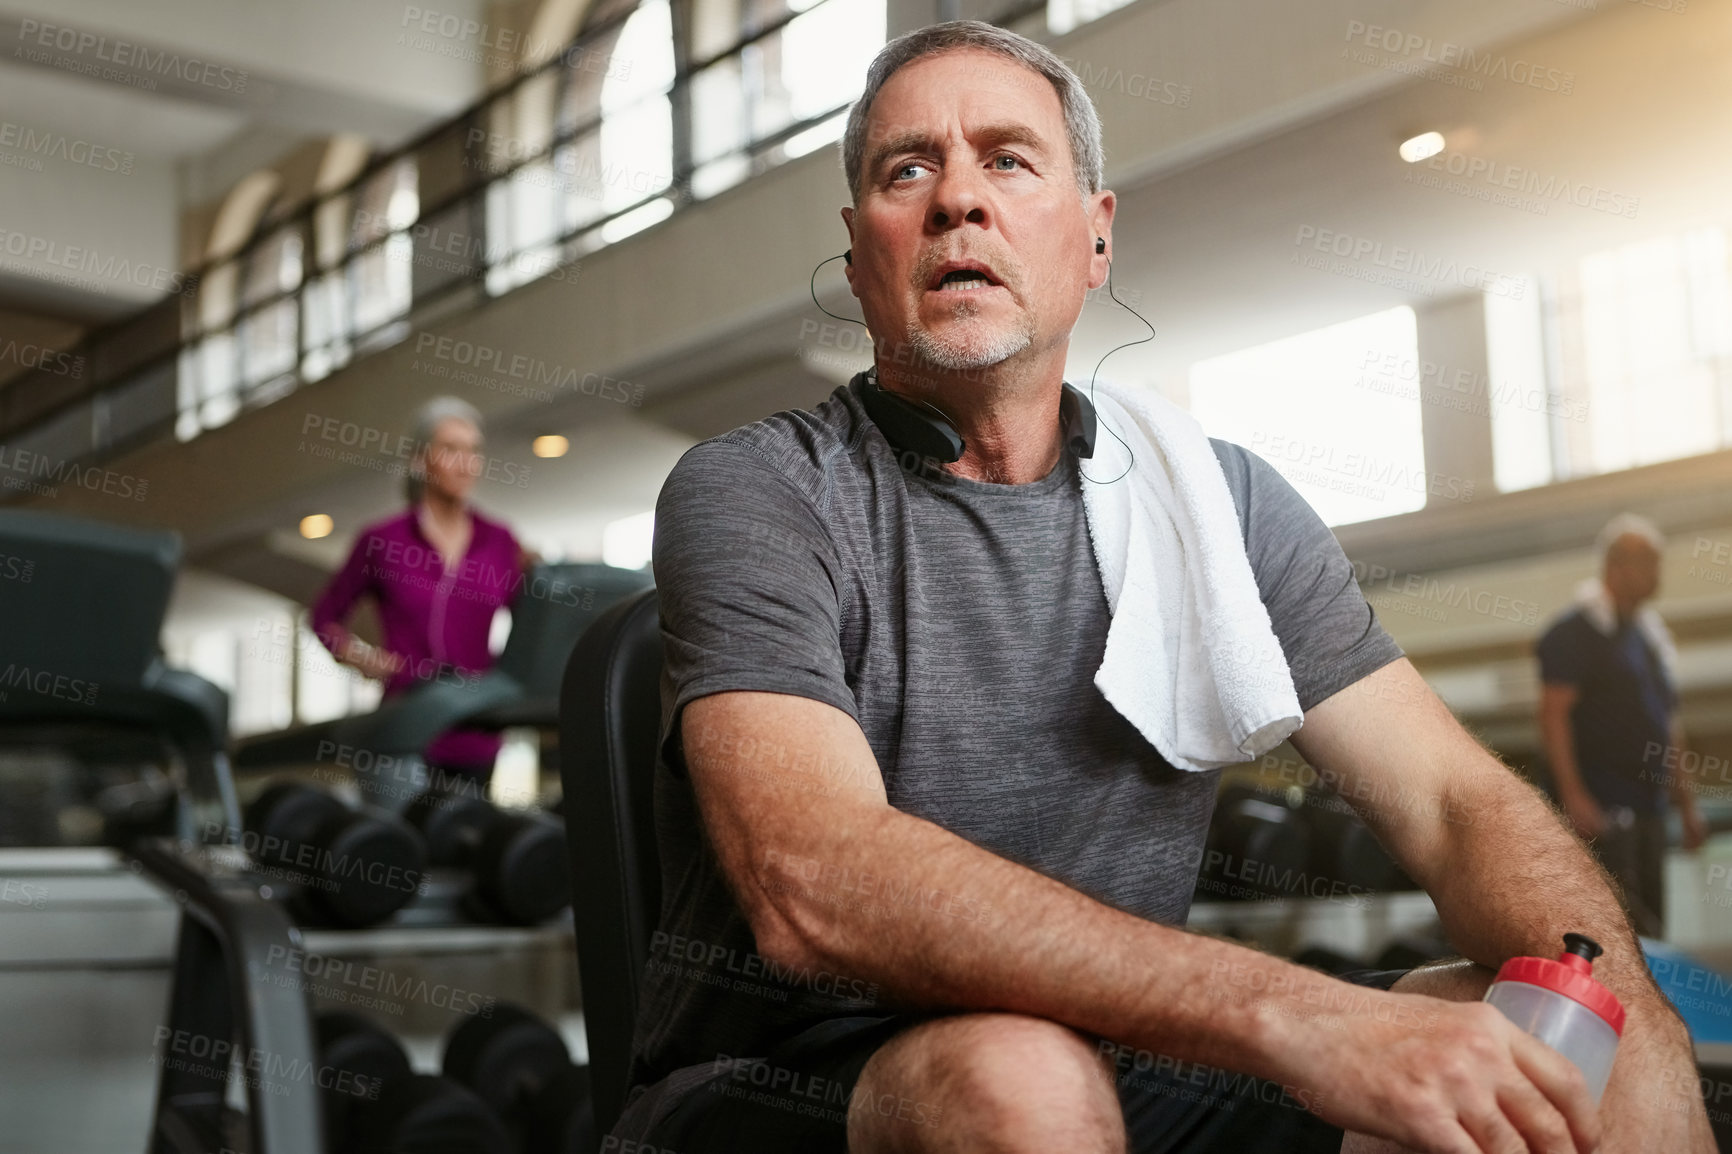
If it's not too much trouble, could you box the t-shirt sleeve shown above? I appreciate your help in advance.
[649,439,858,774]
[1214,441,1406,712]
[1535,620,1586,686]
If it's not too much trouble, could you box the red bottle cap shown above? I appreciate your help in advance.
[1493,933,1626,1035]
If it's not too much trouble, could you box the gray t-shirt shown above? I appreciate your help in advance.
[631,372,1403,1093]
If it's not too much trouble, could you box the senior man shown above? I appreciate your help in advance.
[615,20,1710,1154]
[1538,514,1708,938]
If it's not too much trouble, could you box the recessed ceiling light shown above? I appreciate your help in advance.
[300,514,334,539]
[1399,132,1446,163]
[532,435,570,458]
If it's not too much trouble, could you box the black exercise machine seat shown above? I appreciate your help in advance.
[557,587,664,1138]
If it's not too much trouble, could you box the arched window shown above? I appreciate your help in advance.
[177,169,280,440]
[348,157,419,346]
[236,223,304,402]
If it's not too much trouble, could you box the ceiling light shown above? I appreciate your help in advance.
[532,435,570,458]
[300,514,334,539]
[1399,132,1445,163]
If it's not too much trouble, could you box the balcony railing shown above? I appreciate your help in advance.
[1,0,1020,477]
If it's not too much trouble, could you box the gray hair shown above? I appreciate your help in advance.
[405,395,484,504]
[1596,512,1664,563]
[839,20,1104,207]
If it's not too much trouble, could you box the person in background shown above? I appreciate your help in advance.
[1537,512,1707,938]
[311,396,535,798]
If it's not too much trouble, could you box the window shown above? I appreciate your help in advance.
[1551,227,1732,479]
[1047,0,1136,36]
[1189,307,1425,526]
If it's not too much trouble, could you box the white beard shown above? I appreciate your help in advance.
[905,295,1036,370]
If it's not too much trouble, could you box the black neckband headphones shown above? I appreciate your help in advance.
[814,235,1153,483]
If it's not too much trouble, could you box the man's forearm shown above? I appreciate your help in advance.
[748,789,1353,1081]
[1428,757,1681,1031]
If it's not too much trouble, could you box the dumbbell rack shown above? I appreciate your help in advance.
[131,837,578,1154]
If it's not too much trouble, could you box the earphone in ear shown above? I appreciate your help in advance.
[1095,237,1105,254]
[844,249,852,265]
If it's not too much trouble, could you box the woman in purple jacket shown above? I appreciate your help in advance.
[311,396,533,794]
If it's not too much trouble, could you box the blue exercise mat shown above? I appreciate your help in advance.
[1642,937,1732,1045]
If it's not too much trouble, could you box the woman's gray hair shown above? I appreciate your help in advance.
[405,395,484,504]
[839,20,1104,206]
[1596,512,1664,563]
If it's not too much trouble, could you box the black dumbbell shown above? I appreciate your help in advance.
[444,1003,593,1154]
[353,1074,512,1154]
[244,781,427,928]
[317,1010,511,1154]
[526,1063,595,1154]
[317,1013,413,1154]
[405,794,570,925]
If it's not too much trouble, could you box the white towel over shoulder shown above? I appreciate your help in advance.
[1078,378,1303,771]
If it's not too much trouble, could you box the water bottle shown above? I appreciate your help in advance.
[1482,933,1625,1103]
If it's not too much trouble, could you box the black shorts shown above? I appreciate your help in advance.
[611,966,1409,1153]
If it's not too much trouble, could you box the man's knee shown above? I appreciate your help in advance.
[850,1013,1124,1152]
[1387,956,1496,1002]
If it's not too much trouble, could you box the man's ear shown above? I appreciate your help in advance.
[840,206,857,291]
[1087,189,1117,291]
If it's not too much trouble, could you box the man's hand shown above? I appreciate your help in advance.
[1292,991,1601,1153]
[1596,1007,1712,1152]
[1560,785,1609,841]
